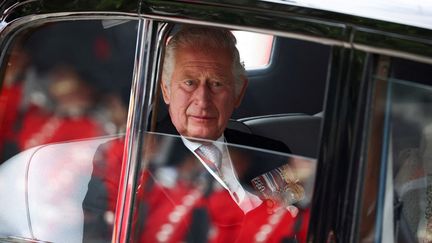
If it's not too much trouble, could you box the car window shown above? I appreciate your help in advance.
[364,57,432,242]
[233,35,330,119]
[0,19,137,241]
[0,136,120,242]
[0,19,136,162]
[154,27,330,159]
[388,59,432,243]
[143,24,333,242]
[127,132,316,242]
[232,31,274,70]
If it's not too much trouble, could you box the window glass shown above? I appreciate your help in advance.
[155,27,330,157]
[379,58,432,242]
[232,36,330,119]
[0,19,137,241]
[0,135,121,242]
[140,24,332,243]
[127,132,316,242]
[0,20,136,161]
[390,78,432,242]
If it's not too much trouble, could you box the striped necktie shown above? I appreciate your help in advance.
[196,144,242,203]
[195,144,222,175]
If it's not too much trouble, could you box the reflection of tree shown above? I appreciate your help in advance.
[9,0,138,18]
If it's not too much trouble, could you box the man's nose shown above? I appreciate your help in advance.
[193,82,212,106]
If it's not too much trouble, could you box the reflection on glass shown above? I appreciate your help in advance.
[125,132,316,243]
[0,20,136,164]
[0,135,122,242]
[0,131,316,242]
[390,78,432,242]
[0,19,136,242]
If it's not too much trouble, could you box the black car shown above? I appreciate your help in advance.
[0,0,431,242]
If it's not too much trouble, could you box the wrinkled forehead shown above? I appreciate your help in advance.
[176,44,234,63]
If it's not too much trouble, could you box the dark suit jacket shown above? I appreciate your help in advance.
[155,115,290,153]
[155,115,291,182]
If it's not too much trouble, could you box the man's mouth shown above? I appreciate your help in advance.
[189,115,215,122]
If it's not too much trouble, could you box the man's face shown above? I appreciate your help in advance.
[162,45,247,140]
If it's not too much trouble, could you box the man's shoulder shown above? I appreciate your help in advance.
[224,128,291,154]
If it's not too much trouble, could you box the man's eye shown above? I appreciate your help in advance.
[184,80,194,86]
[210,81,223,87]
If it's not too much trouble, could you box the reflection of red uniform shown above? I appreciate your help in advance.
[207,189,309,243]
[17,106,104,150]
[135,179,309,243]
[136,181,204,243]
[86,137,309,242]
[237,204,310,243]
[207,189,244,243]
[0,82,23,156]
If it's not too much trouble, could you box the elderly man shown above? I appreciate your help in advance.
[155,24,293,202]
[84,26,303,243]
[145,26,301,241]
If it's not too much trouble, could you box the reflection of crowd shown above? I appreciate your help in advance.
[0,43,29,159]
[0,42,129,162]
[17,65,104,151]
[83,135,311,243]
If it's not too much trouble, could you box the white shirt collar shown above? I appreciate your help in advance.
[181,135,225,153]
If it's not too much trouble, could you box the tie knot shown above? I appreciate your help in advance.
[196,144,222,169]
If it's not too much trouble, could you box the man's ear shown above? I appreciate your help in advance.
[161,81,170,105]
[234,77,248,108]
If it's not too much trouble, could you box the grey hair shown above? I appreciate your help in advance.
[162,26,246,95]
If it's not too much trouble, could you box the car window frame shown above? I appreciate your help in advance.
[120,15,349,242]
[351,27,432,243]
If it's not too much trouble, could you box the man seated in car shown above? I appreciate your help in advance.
[84,25,308,243]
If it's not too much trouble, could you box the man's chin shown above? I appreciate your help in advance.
[186,129,221,141]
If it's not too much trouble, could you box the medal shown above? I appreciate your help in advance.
[251,164,304,213]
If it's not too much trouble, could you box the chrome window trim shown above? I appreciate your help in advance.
[353,44,432,65]
[0,13,139,49]
[113,18,159,243]
[1,0,138,18]
[1,12,138,28]
[140,13,432,66]
[140,14,348,48]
